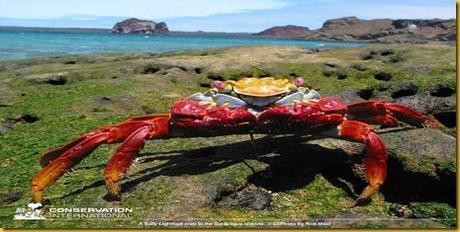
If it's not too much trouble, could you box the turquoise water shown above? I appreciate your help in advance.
[0,31,367,60]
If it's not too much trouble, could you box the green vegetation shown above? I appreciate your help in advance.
[0,44,456,228]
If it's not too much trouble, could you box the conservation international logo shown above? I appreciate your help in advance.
[14,203,46,220]
[14,203,133,220]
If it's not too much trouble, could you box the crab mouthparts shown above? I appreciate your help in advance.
[239,95,283,107]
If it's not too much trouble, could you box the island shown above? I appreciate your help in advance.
[111,18,169,34]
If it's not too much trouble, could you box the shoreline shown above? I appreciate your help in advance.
[0,33,369,61]
[1,25,455,45]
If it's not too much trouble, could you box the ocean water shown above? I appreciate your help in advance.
[0,31,367,60]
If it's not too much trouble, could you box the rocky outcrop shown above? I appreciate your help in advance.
[303,16,455,43]
[112,18,169,34]
[257,25,311,37]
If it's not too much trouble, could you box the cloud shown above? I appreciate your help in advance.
[328,3,455,20]
[166,1,455,32]
[0,0,290,19]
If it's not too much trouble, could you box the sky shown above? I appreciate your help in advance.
[0,0,455,32]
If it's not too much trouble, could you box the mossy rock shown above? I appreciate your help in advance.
[0,44,455,229]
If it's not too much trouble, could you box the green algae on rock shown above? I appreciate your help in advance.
[0,44,455,228]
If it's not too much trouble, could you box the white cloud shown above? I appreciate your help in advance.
[340,4,455,19]
[0,0,290,19]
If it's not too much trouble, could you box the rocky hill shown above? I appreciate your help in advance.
[112,18,169,34]
[258,17,455,43]
[306,16,456,43]
[257,25,311,37]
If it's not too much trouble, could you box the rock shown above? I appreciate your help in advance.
[134,63,187,75]
[26,72,68,85]
[0,191,23,205]
[257,25,311,37]
[0,121,12,135]
[135,64,162,74]
[206,72,225,81]
[1,114,39,135]
[303,16,455,43]
[322,67,334,77]
[374,72,392,81]
[361,49,404,63]
[381,128,455,172]
[389,204,413,218]
[78,56,112,63]
[161,67,194,84]
[0,85,19,107]
[83,94,145,115]
[330,89,365,103]
[193,67,203,74]
[9,114,39,123]
[379,128,456,206]
[390,81,418,98]
[430,83,455,97]
[351,63,368,71]
[337,72,347,80]
[112,18,169,34]
[308,128,456,206]
[324,62,339,68]
[63,59,76,64]
[376,33,428,44]
[379,49,395,56]
[322,65,349,80]
[248,127,455,215]
[356,88,374,100]
[218,186,272,210]
[199,82,211,88]
[45,74,67,85]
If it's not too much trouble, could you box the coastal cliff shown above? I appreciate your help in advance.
[258,17,456,43]
[111,18,169,34]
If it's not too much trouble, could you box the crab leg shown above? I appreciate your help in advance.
[32,132,111,203]
[104,116,170,200]
[347,100,441,128]
[31,115,169,203]
[328,120,388,204]
[39,120,154,167]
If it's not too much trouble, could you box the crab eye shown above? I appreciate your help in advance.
[212,80,225,89]
[294,77,304,87]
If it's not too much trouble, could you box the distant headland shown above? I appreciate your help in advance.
[257,16,456,44]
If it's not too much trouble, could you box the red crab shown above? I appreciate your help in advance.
[31,77,441,204]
